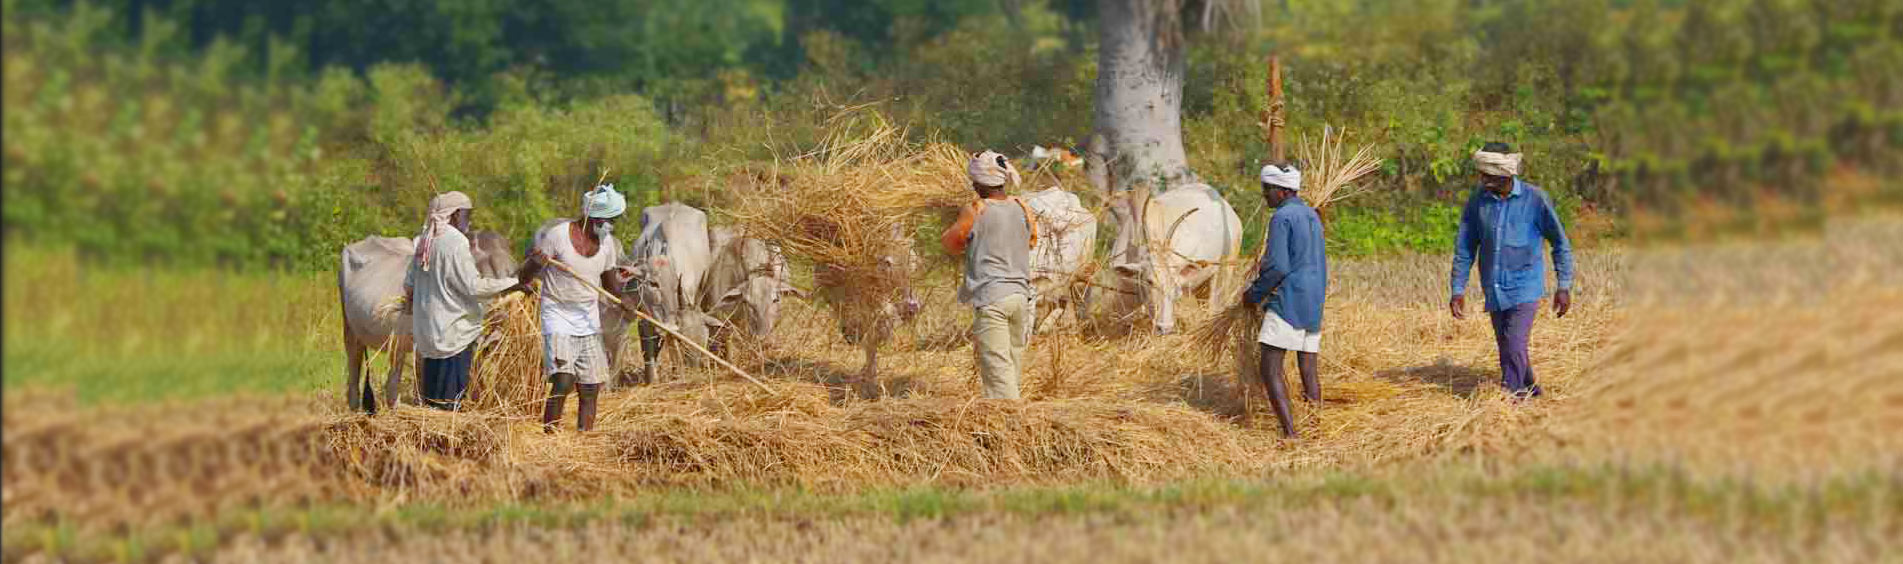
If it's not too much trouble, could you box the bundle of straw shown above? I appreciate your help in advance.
[464,289,547,416]
[723,109,976,393]
[1190,125,1383,422]
[1293,126,1384,207]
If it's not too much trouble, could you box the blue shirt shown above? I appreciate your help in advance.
[1245,196,1327,331]
[1451,179,1575,312]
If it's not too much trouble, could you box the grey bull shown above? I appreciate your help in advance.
[618,203,727,384]
[338,231,516,413]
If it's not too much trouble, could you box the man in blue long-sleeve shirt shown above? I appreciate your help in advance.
[1450,142,1576,400]
[1243,163,1327,438]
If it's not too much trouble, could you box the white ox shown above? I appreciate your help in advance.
[1022,186,1098,332]
[618,203,726,384]
[1107,184,1243,335]
[703,226,803,341]
[338,231,516,413]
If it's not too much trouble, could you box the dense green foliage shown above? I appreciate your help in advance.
[3,0,1899,270]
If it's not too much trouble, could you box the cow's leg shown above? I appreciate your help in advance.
[857,338,881,400]
[602,326,627,388]
[637,319,663,385]
[382,340,410,411]
[1072,283,1094,327]
[345,340,366,413]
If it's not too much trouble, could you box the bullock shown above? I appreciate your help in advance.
[338,231,515,413]
[1022,185,1098,333]
[702,226,803,344]
[814,223,920,399]
[1107,183,1243,335]
[618,202,726,384]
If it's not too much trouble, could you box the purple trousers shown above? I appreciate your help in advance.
[1489,301,1540,394]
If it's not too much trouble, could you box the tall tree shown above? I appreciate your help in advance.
[1088,0,1253,193]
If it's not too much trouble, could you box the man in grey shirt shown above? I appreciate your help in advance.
[940,150,1039,399]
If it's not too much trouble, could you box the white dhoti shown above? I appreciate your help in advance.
[1256,310,1321,353]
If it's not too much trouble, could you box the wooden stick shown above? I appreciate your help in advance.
[542,258,778,396]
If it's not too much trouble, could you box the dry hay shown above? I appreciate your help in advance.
[320,388,1271,498]
[722,109,974,387]
[463,289,547,415]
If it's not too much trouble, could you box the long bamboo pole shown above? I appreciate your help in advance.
[543,258,777,396]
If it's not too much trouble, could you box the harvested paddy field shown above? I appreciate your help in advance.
[6,222,1902,562]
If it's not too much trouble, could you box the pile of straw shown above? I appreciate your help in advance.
[1191,126,1383,424]
[464,289,546,416]
[724,110,973,383]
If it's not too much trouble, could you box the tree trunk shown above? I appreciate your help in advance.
[1091,0,1189,194]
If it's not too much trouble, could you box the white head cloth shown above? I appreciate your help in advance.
[415,191,473,271]
[1473,150,1523,177]
[584,184,627,219]
[1260,164,1302,190]
[967,150,1021,188]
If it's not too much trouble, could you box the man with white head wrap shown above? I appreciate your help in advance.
[1450,142,1576,400]
[403,191,524,410]
[1242,163,1327,438]
[518,184,634,432]
[941,150,1038,399]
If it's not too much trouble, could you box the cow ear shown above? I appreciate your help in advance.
[700,312,729,330]
[1111,263,1141,278]
[1178,263,1203,278]
[719,286,745,306]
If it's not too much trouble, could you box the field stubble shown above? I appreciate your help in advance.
[7,218,1903,561]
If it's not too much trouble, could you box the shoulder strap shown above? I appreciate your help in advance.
[1007,197,1039,249]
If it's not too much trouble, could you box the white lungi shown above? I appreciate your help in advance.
[1257,310,1321,353]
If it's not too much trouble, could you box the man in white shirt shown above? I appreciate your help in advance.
[518,184,635,433]
[403,191,523,411]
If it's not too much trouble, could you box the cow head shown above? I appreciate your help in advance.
[628,255,725,352]
[470,230,519,279]
[1107,189,1204,335]
[713,240,805,337]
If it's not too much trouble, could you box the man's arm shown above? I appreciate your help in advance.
[1450,197,1479,298]
[1449,197,1479,319]
[940,201,981,255]
[1245,214,1293,306]
[1538,193,1576,317]
[1538,194,1574,292]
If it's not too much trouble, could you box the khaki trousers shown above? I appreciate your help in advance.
[970,293,1032,399]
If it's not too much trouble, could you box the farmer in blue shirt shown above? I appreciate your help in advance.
[1450,142,1575,399]
[1244,163,1327,438]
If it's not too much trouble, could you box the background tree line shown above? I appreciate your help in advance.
[3,0,1899,271]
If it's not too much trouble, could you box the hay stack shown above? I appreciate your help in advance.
[1192,127,1383,424]
[464,289,546,416]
